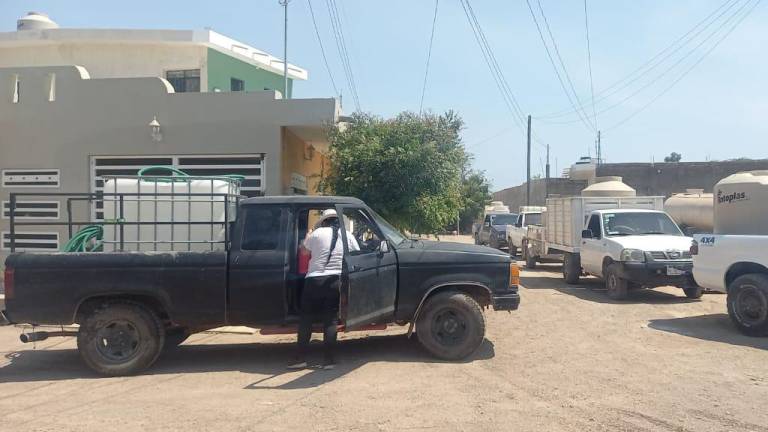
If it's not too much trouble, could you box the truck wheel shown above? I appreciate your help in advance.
[605,264,629,300]
[416,291,486,361]
[164,327,191,350]
[77,302,165,376]
[727,274,768,336]
[683,286,704,299]
[563,253,581,285]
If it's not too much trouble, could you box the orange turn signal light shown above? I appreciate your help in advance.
[509,263,520,287]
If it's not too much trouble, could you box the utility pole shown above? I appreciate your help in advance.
[545,144,550,198]
[526,115,532,206]
[280,0,290,99]
[596,130,602,165]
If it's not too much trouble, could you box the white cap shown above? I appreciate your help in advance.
[314,209,338,228]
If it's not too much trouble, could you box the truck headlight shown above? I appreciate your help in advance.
[620,248,646,262]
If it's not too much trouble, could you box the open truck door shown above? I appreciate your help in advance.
[336,205,398,329]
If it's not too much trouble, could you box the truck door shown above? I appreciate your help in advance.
[336,205,398,329]
[227,205,289,325]
[481,215,492,243]
[581,213,604,275]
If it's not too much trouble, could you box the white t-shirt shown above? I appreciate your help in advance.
[303,226,360,278]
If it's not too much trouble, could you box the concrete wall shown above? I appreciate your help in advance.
[207,48,291,96]
[493,178,587,212]
[281,129,327,195]
[0,65,337,267]
[0,43,209,84]
[597,160,768,197]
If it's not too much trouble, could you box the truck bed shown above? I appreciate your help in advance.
[544,196,664,248]
[4,251,227,326]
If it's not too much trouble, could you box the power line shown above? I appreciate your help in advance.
[538,0,740,120]
[307,0,339,96]
[541,0,753,126]
[536,0,596,130]
[459,0,526,133]
[325,0,361,111]
[524,0,596,132]
[459,0,550,151]
[419,0,440,114]
[604,0,761,132]
[583,0,597,128]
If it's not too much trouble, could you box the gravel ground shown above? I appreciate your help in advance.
[1,254,767,431]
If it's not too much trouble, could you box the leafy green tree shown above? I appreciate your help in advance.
[322,111,467,234]
[458,170,492,234]
[664,152,682,163]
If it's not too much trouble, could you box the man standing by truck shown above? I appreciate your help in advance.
[290,210,358,370]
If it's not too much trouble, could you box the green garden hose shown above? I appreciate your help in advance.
[136,166,245,182]
[62,225,103,252]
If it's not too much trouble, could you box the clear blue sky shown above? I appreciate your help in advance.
[3,0,766,190]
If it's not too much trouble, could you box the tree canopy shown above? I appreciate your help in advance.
[664,152,682,163]
[322,111,483,234]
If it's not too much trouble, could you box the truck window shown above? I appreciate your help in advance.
[525,213,542,226]
[241,207,283,250]
[587,215,601,239]
[342,208,384,255]
[602,212,683,236]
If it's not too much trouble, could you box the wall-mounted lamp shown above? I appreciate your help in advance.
[149,116,162,142]
[304,143,315,161]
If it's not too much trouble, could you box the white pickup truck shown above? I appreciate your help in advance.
[692,235,768,336]
[524,196,701,300]
[507,207,544,257]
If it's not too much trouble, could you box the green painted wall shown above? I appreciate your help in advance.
[206,48,293,97]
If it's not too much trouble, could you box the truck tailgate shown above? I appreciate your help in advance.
[4,251,227,326]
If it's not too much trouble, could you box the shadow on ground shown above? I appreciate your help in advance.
[648,314,768,351]
[0,333,495,389]
[520,271,701,305]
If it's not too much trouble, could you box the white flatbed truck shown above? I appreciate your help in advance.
[523,196,700,299]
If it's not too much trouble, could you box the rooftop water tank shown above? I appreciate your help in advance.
[17,12,59,31]
[581,176,636,197]
[714,170,768,235]
[665,189,713,233]
[568,156,597,181]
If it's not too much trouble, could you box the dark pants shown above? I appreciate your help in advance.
[297,275,340,362]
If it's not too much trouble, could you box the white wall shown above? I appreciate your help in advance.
[0,43,208,86]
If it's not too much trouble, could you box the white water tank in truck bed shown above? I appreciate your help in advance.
[665,189,714,232]
[581,176,636,197]
[714,170,768,235]
[102,177,239,251]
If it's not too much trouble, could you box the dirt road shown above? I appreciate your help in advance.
[1,263,767,431]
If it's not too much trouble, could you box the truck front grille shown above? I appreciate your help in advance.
[649,251,692,261]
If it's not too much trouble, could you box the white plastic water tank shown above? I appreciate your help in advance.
[485,201,510,213]
[714,170,768,235]
[102,177,239,251]
[17,12,59,31]
[664,189,714,232]
[581,176,636,197]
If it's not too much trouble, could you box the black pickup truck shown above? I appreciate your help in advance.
[3,196,520,376]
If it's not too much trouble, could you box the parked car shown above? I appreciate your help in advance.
[507,206,544,256]
[475,213,518,250]
[524,196,700,300]
[2,196,521,376]
[691,234,768,335]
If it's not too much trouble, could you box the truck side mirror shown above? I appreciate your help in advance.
[581,229,593,239]
[484,222,490,227]
[515,221,523,228]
